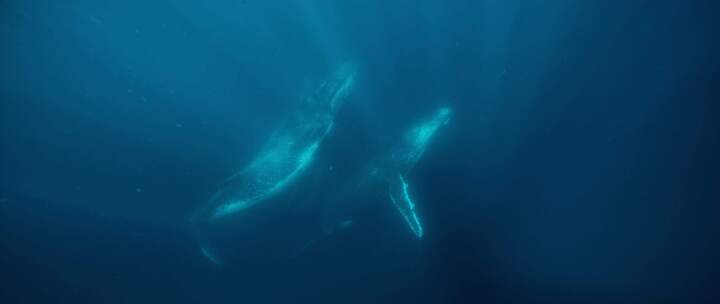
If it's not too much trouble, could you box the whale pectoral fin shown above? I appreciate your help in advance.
[194,229,223,265]
[199,242,223,265]
[291,219,355,258]
[388,174,424,238]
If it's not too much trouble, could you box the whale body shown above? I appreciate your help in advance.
[191,63,357,264]
[384,106,452,238]
[323,106,452,239]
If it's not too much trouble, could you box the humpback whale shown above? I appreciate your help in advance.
[323,106,452,239]
[191,62,357,264]
[383,107,452,238]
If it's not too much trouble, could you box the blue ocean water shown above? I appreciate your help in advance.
[1,0,718,302]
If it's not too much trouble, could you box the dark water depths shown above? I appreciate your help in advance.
[1,0,718,302]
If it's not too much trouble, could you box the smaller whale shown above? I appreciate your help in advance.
[380,106,452,238]
[323,106,452,239]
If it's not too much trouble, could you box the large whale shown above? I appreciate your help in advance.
[191,62,357,264]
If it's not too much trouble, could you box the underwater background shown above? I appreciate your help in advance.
[1,0,718,303]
